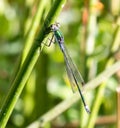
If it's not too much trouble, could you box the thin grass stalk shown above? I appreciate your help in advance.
[80,0,98,126]
[87,83,106,128]
[116,87,120,128]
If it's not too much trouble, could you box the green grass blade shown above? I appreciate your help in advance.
[0,0,66,127]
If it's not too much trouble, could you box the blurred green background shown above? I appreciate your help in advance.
[0,0,120,127]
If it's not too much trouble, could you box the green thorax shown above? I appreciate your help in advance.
[54,29,64,41]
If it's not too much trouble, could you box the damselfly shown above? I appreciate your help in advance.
[45,23,90,113]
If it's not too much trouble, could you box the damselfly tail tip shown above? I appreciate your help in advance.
[85,105,91,114]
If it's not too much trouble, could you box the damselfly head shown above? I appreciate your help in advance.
[50,22,60,31]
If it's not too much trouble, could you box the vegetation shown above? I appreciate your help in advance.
[0,0,120,127]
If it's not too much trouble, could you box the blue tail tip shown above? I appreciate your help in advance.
[85,105,91,114]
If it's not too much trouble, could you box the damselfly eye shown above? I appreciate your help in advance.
[50,25,54,30]
[56,22,60,28]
